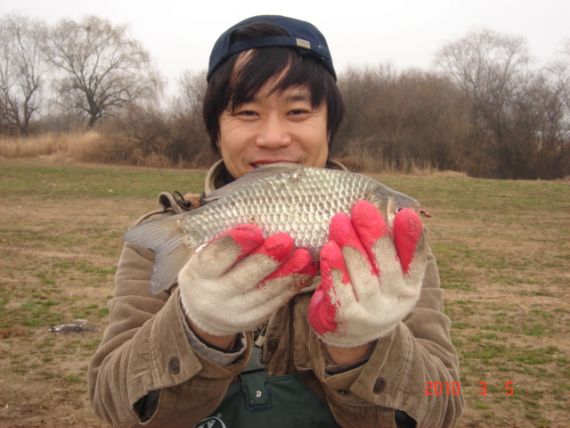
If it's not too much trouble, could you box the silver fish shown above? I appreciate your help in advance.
[125,163,422,294]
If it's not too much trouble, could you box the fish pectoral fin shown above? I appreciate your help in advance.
[124,214,191,294]
[151,243,192,295]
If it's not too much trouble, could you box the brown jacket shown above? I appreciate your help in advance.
[88,161,463,427]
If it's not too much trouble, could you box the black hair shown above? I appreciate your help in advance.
[202,23,344,155]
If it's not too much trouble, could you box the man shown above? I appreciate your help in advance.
[89,15,463,427]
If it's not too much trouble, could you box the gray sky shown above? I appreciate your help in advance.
[1,0,569,95]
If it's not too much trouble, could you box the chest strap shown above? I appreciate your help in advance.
[157,191,204,213]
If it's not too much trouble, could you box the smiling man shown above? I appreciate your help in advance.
[89,15,463,428]
[218,83,329,177]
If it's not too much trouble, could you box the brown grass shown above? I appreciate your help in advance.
[0,131,182,168]
[0,131,104,161]
[1,131,447,174]
[335,146,441,174]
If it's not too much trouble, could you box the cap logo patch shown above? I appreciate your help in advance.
[296,38,311,49]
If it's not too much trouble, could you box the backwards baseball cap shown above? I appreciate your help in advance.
[207,15,336,81]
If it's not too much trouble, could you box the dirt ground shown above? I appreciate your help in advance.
[0,197,136,428]
[0,160,568,427]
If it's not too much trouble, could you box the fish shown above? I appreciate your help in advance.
[124,163,423,294]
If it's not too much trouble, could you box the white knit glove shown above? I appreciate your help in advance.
[179,224,316,337]
[308,200,427,347]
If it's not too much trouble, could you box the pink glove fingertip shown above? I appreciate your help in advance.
[285,248,318,278]
[261,248,317,285]
[254,232,295,263]
[329,213,375,272]
[308,288,337,335]
[329,213,359,248]
[351,200,388,274]
[393,208,423,274]
[320,240,350,285]
[351,200,389,248]
[220,224,264,260]
[308,241,347,336]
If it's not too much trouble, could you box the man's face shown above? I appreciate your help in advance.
[218,80,329,179]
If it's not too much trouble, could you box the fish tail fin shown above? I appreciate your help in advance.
[124,214,193,295]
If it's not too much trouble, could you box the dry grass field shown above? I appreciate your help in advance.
[0,157,568,427]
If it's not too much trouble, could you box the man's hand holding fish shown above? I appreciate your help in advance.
[179,224,316,341]
[308,200,427,352]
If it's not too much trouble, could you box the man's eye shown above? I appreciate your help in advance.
[236,110,257,117]
[290,108,310,115]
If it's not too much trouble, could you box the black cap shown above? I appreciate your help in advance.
[207,15,336,81]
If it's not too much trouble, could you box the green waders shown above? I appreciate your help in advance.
[194,347,340,428]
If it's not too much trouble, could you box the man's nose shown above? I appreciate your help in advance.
[255,114,292,148]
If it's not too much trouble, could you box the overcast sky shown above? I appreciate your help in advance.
[1,0,569,95]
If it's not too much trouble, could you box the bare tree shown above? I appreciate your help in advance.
[436,30,529,95]
[47,16,160,127]
[559,39,570,129]
[435,29,570,178]
[167,70,212,166]
[336,64,470,172]
[0,15,48,134]
[98,70,213,167]
[436,29,534,177]
[178,70,207,113]
[525,44,570,178]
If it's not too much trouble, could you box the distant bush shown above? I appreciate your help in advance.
[0,131,102,160]
[0,126,217,168]
[335,66,471,173]
[98,104,216,168]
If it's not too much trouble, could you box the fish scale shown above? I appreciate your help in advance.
[125,163,422,294]
[181,168,375,250]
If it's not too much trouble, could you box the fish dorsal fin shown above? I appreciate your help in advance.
[204,162,304,202]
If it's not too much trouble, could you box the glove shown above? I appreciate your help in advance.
[179,224,316,337]
[308,200,427,347]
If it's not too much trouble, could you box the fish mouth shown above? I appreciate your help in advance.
[250,160,300,169]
